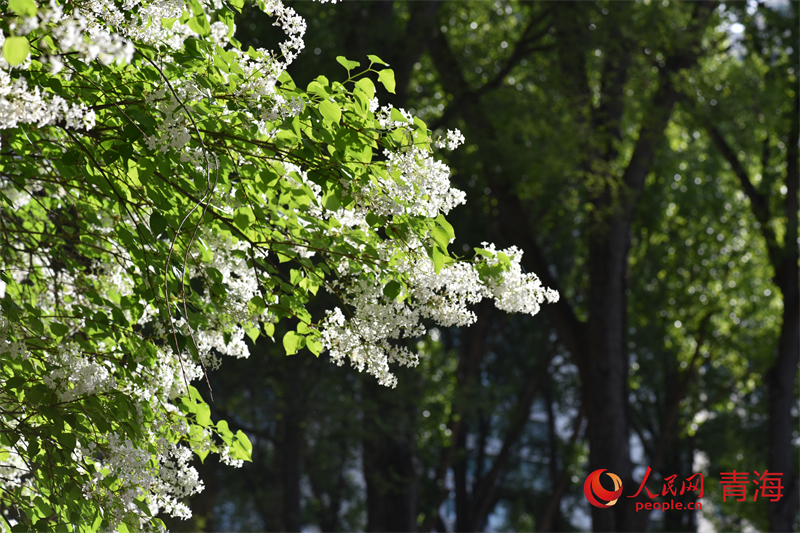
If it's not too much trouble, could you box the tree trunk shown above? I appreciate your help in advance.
[766,290,799,533]
[767,90,799,533]
[363,378,420,532]
[276,359,304,532]
[454,422,470,532]
[584,218,634,532]
[281,416,303,531]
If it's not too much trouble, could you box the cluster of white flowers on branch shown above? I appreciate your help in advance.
[0,0,554,529]
[320,238,559,387]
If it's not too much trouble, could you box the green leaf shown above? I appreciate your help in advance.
[367,54,388,66]
[390,108,406,122]
[289,269,304,286]
[323,189,341,210]
[435,214,455,240]
[366,213,384,227]
[57,431,76,451]
[319,100,341,124]
[188,14,210,36]
[149,212,168,237]
[383,280,402,300]
[133,498,152,517]
[283,331,300,355]
[3,37,29,66]
[278,70,294,85]
[431,226,450,251]
[49,322,70,337]
[474,247,494,259]
[431,246,445,274]
[497,252,511,267]
[245,326,260,344]
[9,0,37,17]
[354,78,376,100]
[196,401,211,427]
[26,316,43,336]
[247,295,266,315]
[231,430,253,461]
[33,497,52,519]
[233,207,255,231]
[377,69,396,94]
[27,438,39,458]
[307,80,329,97]
[216,420,233,444]
[181,396,198,414]
[336,56,360,71]
[196,447,209,463]
[189,385,203,403]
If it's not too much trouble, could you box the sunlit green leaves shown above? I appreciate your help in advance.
[336,55,360,71]
[283,330,301,355]
[319,99,341,124]
[230,430,252,461]
[2,36,29,66]
[377,68,396,94]
[355,77,375,100]
[8,0,37,17]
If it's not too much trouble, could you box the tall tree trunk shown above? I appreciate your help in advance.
[424,3,713,530]
[767,289,799,533]
[584,218,634,532]
[277,358,304,532]
[454,422,470,533]
[766,90,799,533]
[193,458,219,532]
[281,416,303,531]
[362,378,420,532]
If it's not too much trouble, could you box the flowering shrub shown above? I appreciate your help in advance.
[0,0,558,530]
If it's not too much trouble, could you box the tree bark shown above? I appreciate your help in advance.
[275,357,305,532]
[362,377,420,532]
[766,90,799,533]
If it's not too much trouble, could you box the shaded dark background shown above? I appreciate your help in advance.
[162,1,798,531]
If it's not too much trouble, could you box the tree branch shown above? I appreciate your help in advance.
[429,6,553,132]
[467,352,552,529]
[703,122,783,263]
[427,20,589,368]
[536,406,585,532]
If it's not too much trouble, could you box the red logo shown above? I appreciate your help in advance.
[584,469,623,508]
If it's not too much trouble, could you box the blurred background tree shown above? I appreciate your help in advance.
[160,1,798,531]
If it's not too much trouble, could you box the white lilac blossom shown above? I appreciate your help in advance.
[436,129,466,151]
[320,238,558,388]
